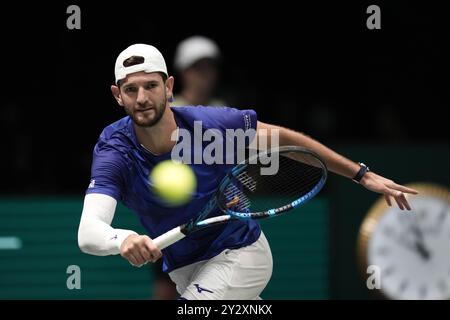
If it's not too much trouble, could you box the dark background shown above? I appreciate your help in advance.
[1,1,448,194]
[1,1,449,300]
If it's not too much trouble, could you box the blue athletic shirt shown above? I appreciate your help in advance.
[86,106,261,273]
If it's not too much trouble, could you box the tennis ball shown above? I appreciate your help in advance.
[150,160,197,206]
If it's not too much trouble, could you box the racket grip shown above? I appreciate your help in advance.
[152,226,186,250]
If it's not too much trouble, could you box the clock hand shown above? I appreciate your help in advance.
[394,220,430,260]
[414,239,431,260]
[410,221,432,260]
[387,218,431,259]
[410,212,429,244]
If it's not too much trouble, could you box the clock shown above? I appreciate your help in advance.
[357,183,450,300]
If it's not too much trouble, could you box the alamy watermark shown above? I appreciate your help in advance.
[366,5,381,30]
[66,5,81,30]
[366,265,381,290]
[170,121,280,175]
[65,5,380,32]
[66,264,81,289]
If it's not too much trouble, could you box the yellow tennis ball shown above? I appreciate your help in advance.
[150,160,197,206]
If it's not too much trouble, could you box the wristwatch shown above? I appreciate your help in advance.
[353,162,370,183]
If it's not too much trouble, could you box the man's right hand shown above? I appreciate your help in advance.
[120,234,162,267]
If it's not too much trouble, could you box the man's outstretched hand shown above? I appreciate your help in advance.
[120,234,162,267]
[360,172,419,210]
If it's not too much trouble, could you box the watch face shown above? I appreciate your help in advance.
[358,183,450,300]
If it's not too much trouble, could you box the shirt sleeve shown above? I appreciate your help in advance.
[174,106,257,133]
[78,193,138,256]
[86,140,126,201]
[208,106,257,133]
[214,107,257,149]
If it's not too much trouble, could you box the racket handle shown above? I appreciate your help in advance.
[152,226,186,250]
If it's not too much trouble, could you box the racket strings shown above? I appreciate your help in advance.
[249,155,322,193]
[236,171,257,192]
[271,159,322,195]
[237,153,325,212]
[254,172,317,201]
[268,156,321,185]
[272,161,322,197]
[222,183,252,212]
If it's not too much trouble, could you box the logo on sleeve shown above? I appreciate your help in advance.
[88,179,96,188]
[243,114,252,130]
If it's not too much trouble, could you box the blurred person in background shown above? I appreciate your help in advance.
[172,35,226,107]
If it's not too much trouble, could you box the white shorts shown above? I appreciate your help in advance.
[168,231,273,300]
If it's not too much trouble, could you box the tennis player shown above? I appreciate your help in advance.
[77,44,418,300]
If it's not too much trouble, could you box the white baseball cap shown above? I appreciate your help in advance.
[114,44,168,84]
[174,36,220,71]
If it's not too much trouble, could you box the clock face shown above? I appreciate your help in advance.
[359,184,450,300]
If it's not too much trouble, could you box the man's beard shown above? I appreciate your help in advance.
[129,98,167,127]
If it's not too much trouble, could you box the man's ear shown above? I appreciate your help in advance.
[165,76,175,102]
[111,85,124,106]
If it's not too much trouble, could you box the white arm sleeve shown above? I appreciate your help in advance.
[78,193,138,256]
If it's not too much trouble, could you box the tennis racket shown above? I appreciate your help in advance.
[152,146,327,250]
